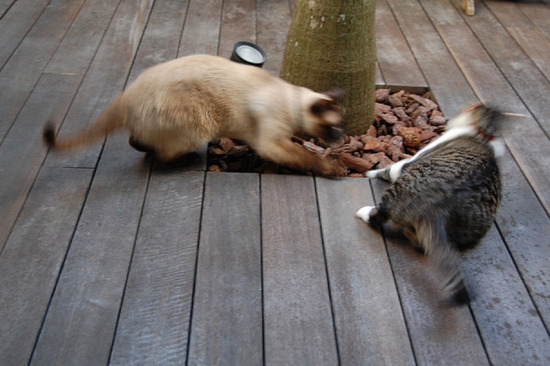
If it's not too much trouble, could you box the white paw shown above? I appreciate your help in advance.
[356,206,375,223]
[365,170,380,179]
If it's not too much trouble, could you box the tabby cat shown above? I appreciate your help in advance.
[357,104,506,305]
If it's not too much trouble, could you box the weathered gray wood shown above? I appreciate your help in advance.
[108,3,199,363]
[0,0,16,18]
[262,174,338,365]
[178,0,223,57]
[370,178,490,366]
[421,0,550,214]
[45,0,122,75]
[0,0,549,363]
[506,26,550,82]
[218,0,256,58]
[494,149,550,329]
[375,61,385,86]
[464,225,550,365]
[48,0,155,169]
[0,0,86,139]
[316,177,415,366]
[187,173,262,366]
[0,167,93,366]
[30,133,150,366]
[256,0,291,75]
[0,73,81,250]
[110,171,204,365]
[125,0,189,84]
[483,0,535,27]
[385,0,476,118]
[0,0,51,68]
[376,0,427,93]
[455,0,550,135]
[28,7,155,362]
[516,1,550,40]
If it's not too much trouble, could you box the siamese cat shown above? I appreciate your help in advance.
[44,54,346,176]
[357,104,506,305]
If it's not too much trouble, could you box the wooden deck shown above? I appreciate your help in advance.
[1,0,549,364]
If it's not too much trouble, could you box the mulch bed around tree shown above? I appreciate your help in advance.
[207,88,447,177]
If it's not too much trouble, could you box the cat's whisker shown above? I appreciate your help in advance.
[502,112,528,118]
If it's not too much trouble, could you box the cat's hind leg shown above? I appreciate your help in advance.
[356,206,377,223]
[129,136,155,153]
[356,205,390,232]
[416,216,470,305]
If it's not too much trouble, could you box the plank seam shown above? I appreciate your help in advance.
[106,161,154,364]
[367,178,419,365]
[313,177,342,365]
[184,170,208,366]
[27,138,104,364]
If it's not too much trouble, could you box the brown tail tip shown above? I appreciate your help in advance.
[43,122,57,148]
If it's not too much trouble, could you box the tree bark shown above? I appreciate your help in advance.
[281,0,376,135]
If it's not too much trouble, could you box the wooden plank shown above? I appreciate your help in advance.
[376,0,427,93]
[0,0,51,68]
[47,0,155,169]
[30,133,150,365]
[262,174,338,365]
[421,0,550,214]
[109,3,199,363]
[454,0,550,135]
[507,26,550,82]
[0,0,86,139]
[0,0,16,18]
[385,0,476,118]
[370,179,490,366]
[187,172,262,366]
[45,0,122,75]
[483,0,533,27]
[463,225,550,365]
[256,0,292,75]
[125,0,188,84]
[493,149,550,329]
[0,73,81,250]
[517,1,550,40]
[0,167,93,366]
[316,177,415,366]
[110,171,204,365]
[218,0,256,58]
[29,2,156,362]
[178,0,223,57]
[375,61,385,87]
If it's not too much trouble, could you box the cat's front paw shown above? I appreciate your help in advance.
[356,206,376,223]
[365,170,380,179]
[315,157,348,177]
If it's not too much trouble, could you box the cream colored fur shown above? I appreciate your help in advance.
[44,55,345,176]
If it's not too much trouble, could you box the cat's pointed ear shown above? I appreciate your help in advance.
[323,88,346,101]
[311,99,332,116]
[311,89,345,116]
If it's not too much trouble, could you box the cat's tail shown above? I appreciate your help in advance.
[416,215,470,306]
[43,95,128,152]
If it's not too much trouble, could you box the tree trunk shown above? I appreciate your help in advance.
[281,0,376,135]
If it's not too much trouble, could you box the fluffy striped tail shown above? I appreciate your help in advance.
[416,215,470,306]
[43,95,128,151]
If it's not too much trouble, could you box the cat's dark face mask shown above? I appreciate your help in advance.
[308,89,345,143]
